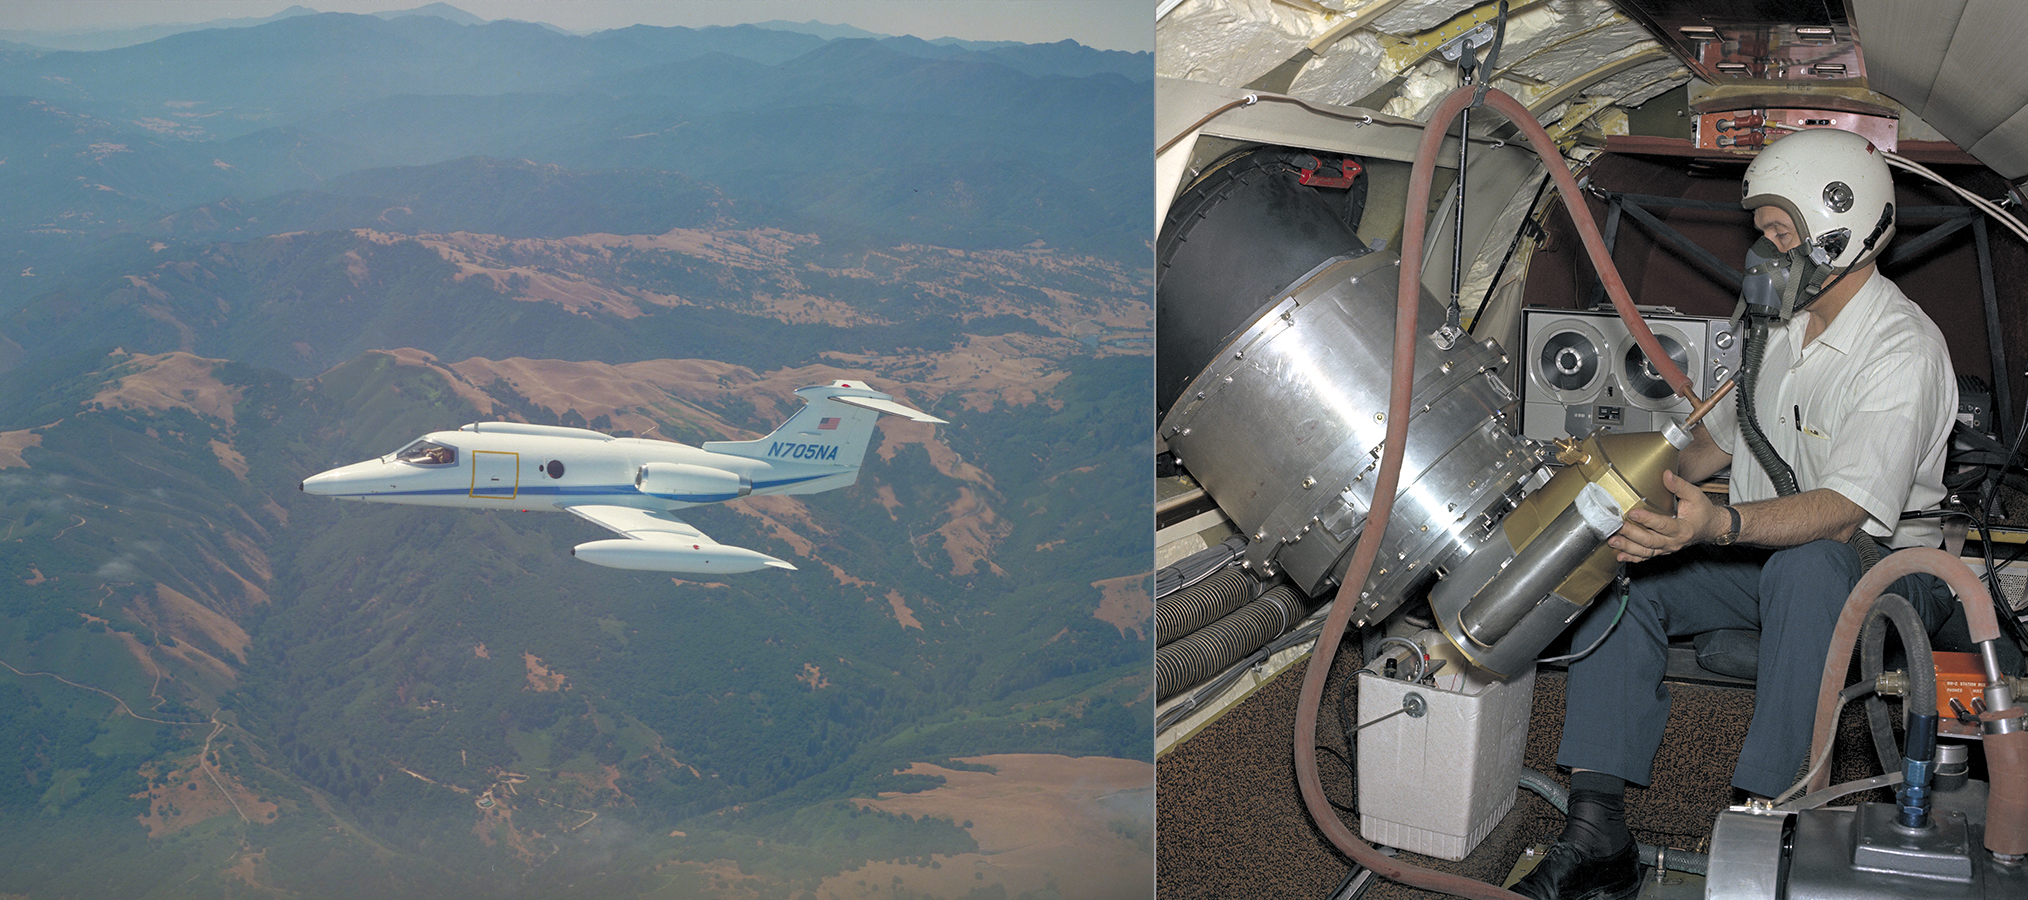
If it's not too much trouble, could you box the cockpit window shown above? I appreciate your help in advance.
[394,439,458,466]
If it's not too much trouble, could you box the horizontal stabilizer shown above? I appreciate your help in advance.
[562,504,794,574]
[835,394,947,424]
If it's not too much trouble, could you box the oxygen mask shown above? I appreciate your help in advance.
[1736,235,1835,323]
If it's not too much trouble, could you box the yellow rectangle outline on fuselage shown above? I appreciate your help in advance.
[471,450,519,499]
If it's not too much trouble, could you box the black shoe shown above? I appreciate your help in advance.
[1510,840,1641,900]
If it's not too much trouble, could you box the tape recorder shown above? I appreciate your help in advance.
[1520,307,1741,441]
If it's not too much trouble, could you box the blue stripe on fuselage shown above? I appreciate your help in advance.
[318,471,837,502]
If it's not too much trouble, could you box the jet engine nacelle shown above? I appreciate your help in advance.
[635,462,751,503]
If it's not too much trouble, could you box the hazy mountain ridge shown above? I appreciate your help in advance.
[0,16,1150,280]
[3,215,1147,379]
[155,156,737,241]
[0,14,1141,139]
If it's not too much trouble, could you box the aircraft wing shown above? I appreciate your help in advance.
[560,504,796,574]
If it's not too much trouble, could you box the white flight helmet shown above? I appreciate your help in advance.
[1741,127,1896,271]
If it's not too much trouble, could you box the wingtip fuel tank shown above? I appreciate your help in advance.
[571,539,797,574]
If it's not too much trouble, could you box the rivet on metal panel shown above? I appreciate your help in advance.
[1441,361,1454,374]
[1374,413,1386,422]
[1254,531,1266,541]
[1302,476,1316,489]
[1234,351,1244,359]
[1179,427,1192,436]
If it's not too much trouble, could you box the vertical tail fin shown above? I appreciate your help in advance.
[702,381,944,472]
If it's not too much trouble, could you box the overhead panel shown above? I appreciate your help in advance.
[1613,0,1858,84]
[1619,0,2028,178]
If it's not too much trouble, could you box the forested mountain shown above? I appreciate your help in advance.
[0,9,1151,899]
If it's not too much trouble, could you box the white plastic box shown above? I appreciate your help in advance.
[1356,661,1536,860]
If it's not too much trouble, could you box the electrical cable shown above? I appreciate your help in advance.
[1966,377,2028,653]
[1775,680,1875,806]
[1375,636,1429,683]
[1157,91,1380,157]
[1886,152,2028,247]
[1315,742,1359,812]
[1764,122,2028,248]
[1156,536,1247,599]
[1536,578,1628,665]
[1467,174,1552,334]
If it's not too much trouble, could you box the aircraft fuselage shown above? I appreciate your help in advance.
[300,422,853,513]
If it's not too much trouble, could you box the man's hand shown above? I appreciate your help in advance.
[1608,470,1719,563]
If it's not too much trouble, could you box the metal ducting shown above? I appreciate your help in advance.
[1157,149,1543,611]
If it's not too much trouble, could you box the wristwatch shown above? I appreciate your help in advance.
[1714,504,1742,546]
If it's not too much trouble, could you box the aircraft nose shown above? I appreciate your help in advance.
[300,466,361,497]
[300,470,337,495]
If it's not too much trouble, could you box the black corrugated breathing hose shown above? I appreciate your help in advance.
[1734,315,1881,570]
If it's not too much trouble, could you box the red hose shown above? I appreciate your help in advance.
[1803,547,2000,794]
[1796,547,2028,858]
[1293,82,1692,898]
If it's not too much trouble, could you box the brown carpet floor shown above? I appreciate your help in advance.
[1156,645,1892,899]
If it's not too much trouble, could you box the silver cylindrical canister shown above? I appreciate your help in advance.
[1457,496,1614,648]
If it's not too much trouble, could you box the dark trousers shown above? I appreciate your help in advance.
[1555,540,1952,799]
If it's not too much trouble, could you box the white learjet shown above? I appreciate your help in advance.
[301,380,945,574]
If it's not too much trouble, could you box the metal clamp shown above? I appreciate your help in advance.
[1429,321,1467,351]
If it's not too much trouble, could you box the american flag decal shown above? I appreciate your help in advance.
[818,417,840,430]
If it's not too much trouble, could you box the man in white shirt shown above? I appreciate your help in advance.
[1515,128,1959,900]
